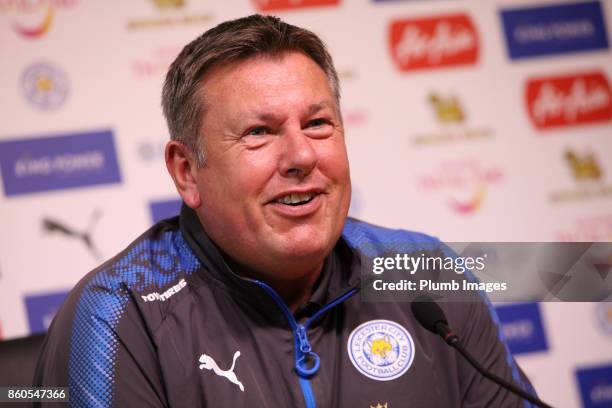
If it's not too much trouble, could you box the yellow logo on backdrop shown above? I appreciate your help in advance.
[549,150,612,202]
[151,0,185,8]
[127,0,211,30]
[565,150,602,181]
[412,93,491,146]
[430,93,465,124]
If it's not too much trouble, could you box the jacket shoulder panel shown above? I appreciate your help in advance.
[67,223,200,406]
[342,217,441,257]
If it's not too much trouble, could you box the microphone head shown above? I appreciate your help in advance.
[411,296,449,335]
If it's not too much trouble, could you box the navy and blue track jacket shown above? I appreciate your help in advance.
[34,205,537,407]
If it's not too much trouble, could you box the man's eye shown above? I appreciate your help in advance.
[247,127,268,136]
[307,118,328,127]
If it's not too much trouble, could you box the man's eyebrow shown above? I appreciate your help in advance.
[238,101,336,122]
[307,101,335,115]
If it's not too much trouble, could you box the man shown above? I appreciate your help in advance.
[34,15,536,407]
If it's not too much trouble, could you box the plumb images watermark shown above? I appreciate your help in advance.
[372,278,507,294]
[0,387,69,403]
[361,242,612,302]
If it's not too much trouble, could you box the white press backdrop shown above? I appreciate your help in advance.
[1,1,612,407]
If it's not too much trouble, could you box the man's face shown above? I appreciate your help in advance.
[191,52,351,279]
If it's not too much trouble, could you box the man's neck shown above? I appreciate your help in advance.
[225,257,324,312]
[267,266,323,312]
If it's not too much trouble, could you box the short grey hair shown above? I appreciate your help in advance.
[161,14,341,167]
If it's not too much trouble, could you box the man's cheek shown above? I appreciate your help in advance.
[318,152,349,177]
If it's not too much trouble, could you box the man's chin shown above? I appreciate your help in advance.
[274,234,337,261]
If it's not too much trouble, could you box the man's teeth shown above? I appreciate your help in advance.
[277,193,314,205]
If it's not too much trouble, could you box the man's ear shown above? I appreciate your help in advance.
[165,140,201,209]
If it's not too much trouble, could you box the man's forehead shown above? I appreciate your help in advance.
[199,53,338,116]
[202,51,322,85]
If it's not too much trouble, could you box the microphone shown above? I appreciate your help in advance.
[411,297,554,408]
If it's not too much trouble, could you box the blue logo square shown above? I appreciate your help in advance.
[495,302,548,355]
[150,198,182,223]
[0,129,121,196]
[500,1,609,60]
[24,291,70,334]
[576,363,612,407]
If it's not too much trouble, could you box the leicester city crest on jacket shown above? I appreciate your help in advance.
[348,319,415,381]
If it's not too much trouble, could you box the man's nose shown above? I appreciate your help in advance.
[278,126,317,179]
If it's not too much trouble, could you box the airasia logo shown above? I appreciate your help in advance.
[526,72,612,129]
[389,14,479,71]
[251,0,339,12]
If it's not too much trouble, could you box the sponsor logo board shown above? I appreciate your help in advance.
[417,160,504,214]
[137,137,166,162]
[596,302,612,335]
[126,0,211,30]
[412,92,493,145]
[389,14,479,72]
[252,0,340,12]
[576,363,612,408]
[131,46,182,78]
[42,209,104,260]
[556,214,612,242]
[526,71,612,130]
[549,149,612,203]
[20,61,69,110]
[151,0,184,8]
[0,0,78,39]
[501,1,609,60]
[495,302,548,355]
[0,129,121,197]
[150,198,182,223]
[24,290,70,334]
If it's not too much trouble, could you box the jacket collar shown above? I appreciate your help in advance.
[179,203,360,323]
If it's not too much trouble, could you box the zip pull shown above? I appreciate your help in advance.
[296,325,311,353]
[295,324,320,378]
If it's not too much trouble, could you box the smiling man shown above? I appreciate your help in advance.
[34,15,537,407]
[166,50,351,310]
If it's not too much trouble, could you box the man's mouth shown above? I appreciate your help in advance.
[275,192,316,206]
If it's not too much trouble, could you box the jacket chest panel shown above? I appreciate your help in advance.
[153,294,453,407]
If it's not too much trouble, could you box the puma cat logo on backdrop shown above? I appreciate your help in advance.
[42,209,103,260]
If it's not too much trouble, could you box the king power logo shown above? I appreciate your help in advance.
[0,129,121,197]
[495,303,548,355]
[389,14,479,72]
[577,364,612,408]
[0,0,78,39]
[24,290,70,334]
[526,71,612,130]
[500,1,609,60]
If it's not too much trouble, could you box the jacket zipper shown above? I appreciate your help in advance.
[255,280,357,408]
